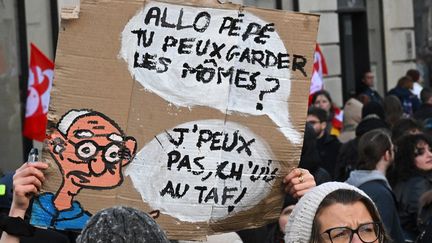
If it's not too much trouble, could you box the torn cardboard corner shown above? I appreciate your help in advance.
[32,0,319,240]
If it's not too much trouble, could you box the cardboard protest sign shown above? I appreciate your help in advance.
[30,0,318,239]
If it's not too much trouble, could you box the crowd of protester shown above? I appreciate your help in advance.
[299,69,432,243]
[1,68,432,243]
[274,68,431,243]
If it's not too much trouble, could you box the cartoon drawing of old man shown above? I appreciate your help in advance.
[31,109,137,230]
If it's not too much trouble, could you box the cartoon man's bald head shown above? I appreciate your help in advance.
[49,109,137,190]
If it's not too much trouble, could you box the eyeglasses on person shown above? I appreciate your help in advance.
[321,222,381,243]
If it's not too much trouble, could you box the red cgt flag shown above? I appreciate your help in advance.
[23,43,54,142]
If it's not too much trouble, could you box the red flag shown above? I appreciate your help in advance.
[23,43,54,142]
[310,44,328,94]
[309,44,328,105]
[314,44,328,76]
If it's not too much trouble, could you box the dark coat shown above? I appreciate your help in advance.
[361,87,383,104]
[359,180,405,243]
[393,174,432,240]
[417,190,432,243]
[316,132,341,179]
[414,103,432,122]
[388,87,421,116]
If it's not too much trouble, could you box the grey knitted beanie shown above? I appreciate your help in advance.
[76,206,169,243]
[284,182,372,243]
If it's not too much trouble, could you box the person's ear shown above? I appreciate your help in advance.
[384,150,392,162]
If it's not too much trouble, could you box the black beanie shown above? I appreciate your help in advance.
[362,101,385,120]
[355,116,389,137]
[76,206,169,243]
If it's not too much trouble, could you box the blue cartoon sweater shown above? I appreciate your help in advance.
[30,192,91,231]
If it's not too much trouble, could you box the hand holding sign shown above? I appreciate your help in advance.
[283,168,316,198]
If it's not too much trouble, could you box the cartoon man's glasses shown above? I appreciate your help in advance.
[69,140,129,163]
[321,222,381,243]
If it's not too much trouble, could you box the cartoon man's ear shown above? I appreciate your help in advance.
[121,136,137,167]
[48,130,67,159]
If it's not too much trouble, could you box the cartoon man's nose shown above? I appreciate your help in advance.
[89,158,106,175]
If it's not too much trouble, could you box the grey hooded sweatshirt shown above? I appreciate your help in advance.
[346,170,405,243]
[346,170,391,188]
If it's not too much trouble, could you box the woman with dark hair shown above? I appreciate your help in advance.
[311,90,343,137]
[285,182,389,243]
[387,134,432,241]
[346,129,404,242]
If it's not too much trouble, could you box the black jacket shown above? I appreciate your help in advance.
[388,87,421,116]
[414,103,432,122]
[361,87,383,104]
[316,132,341,179]
[346,170,405,243]
[360,180,405,243]
[393,174,432,240]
